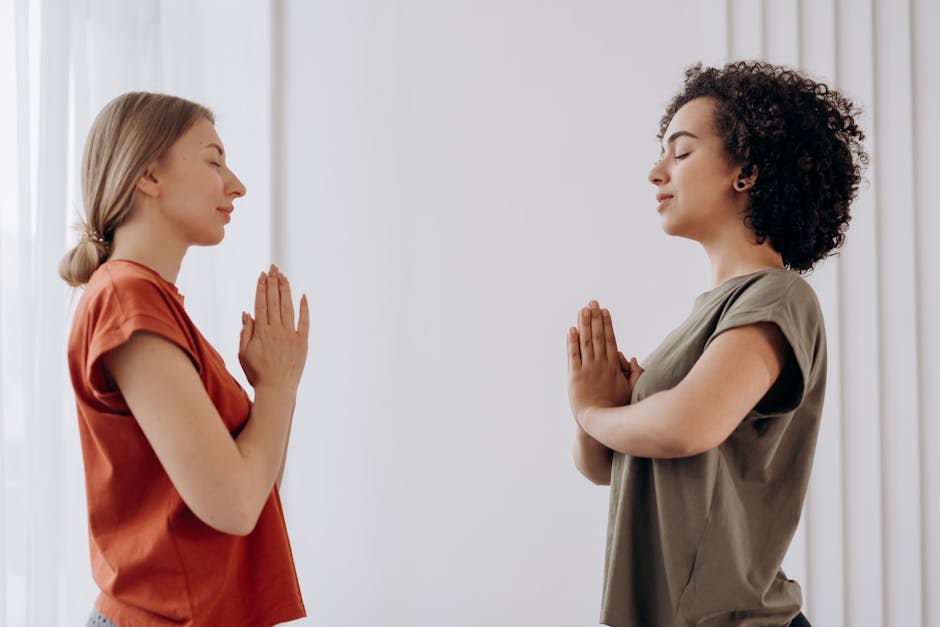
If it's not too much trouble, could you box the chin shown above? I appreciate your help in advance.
[659,215,683,237]
[194,230,226,247]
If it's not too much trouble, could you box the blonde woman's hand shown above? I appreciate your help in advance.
[238,265,309,392]
[567,300,641,422]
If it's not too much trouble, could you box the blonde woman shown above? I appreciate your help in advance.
[62,92,308,626]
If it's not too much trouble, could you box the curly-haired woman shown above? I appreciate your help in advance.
[567,62,867,627]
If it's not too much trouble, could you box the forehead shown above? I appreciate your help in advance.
[663,96,718,142]
[175,116,222,151]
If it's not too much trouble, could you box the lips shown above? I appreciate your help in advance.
[656,194,673,211]
[217,206,233,223]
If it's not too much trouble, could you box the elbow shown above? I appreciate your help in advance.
[658,427,720,459]
[659,438,699,459]
[575,460,611,486]
[573,449,612,486]
[652,390,720,459]
[191,494,264,537]
[215,514,260,537]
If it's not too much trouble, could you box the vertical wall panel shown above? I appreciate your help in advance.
[700,0,730,67]
[912,0,939,625]
[760,1,809,598]
[799,0,836,76]
[834,1,884,624]
[872,0,924,624]
[796,1,846,623]
[29,0,70,624]
[762,0,799,67]
[729,0,762,60]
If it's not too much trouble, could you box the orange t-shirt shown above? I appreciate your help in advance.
[67,259,306,627]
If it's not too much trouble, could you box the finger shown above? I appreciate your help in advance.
[278,272,295,329]
[567,327,581,371]
[578,307,594,362]
[590,305,605,361]
[267,264,282,326]
[254,272,269,325]
[618,351,631,374]
[297,294,310,340]
[602,309,617,362]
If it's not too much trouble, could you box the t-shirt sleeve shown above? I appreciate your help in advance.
[704,274,824,416]
[84,271,199,397]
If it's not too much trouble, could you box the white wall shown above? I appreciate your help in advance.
[276,2,940,626]
[277,2,715,625]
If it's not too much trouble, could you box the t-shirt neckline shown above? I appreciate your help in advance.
[695,267,789,306]
[105,258,185,304]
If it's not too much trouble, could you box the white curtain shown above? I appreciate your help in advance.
[705,1,940,625]
[1,1,274,624]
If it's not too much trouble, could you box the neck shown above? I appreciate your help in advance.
[700,224,785,288]
[108,211,188,284]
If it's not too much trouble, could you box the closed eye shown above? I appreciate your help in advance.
[674,152,689,160]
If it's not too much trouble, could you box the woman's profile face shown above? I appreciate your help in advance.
[151,116,246,246]
[648,97,743,242]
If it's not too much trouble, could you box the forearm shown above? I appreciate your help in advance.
[233,385,296,515]
[275,401,296,489]
[573,426,613,485]
[578,389,692,459]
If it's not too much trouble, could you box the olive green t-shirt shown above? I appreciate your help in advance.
[601,268,826,627]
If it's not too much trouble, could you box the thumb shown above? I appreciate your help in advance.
[239,311,254,353]
[628,357,644,386]
[618,351,631,374]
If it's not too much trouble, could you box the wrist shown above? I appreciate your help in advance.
[577,405,597,430]
[253,383,297,401]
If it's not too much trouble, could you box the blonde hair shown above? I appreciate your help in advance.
[58,92,214,286]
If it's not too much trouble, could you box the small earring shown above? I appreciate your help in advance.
[736,181,746,189]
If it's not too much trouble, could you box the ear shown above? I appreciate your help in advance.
[733,165,758,192]
[135,161,161,198]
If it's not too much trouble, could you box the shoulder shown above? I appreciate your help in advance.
[710,269,825,356]
[716,269,822,331]
[80,260,183,320]
[71,261,199,383]
[725,268,817,309]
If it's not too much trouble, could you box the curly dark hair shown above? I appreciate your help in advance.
[659,61,868,272]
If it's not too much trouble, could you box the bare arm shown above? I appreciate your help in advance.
[573,320,788,459]
[104,269,309,535]
[275,401,295,490]
[573,425,614,485]
[568,302,644,484]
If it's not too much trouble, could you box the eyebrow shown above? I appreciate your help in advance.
[204,142,225,156]
[665,130,698,145]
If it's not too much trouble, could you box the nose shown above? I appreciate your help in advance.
[648,159,668,186]
[226,168,246,199]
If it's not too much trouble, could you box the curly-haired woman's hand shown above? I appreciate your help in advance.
[567,301,641,423]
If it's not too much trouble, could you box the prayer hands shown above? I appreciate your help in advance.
[238,264,310,391]
[567,300,642,423]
